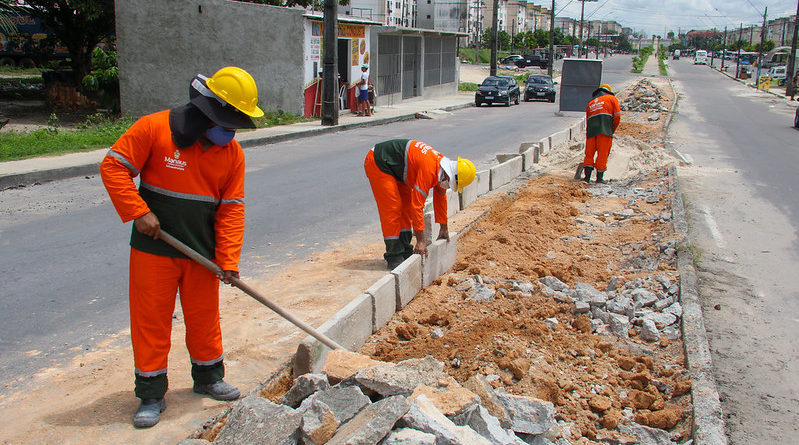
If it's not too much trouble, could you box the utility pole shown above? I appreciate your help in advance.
[321,0,338,126]
[721,26,727,71]
[737,23,742,78]
[490,0,499,75]
[547,0,554,77]
[786,0,799,98]
[579,0,585,58]
[756,6,767,86]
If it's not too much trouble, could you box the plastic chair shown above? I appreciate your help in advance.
[338,85,347,110]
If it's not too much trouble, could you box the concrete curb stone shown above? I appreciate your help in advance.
[365,274,397,333]
[292,292,373,376]
[668,166,728,444]
[392,254,423,311]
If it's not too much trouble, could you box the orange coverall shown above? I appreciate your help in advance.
[364,139,448,262]
[584,92,621,172]
[100,110,245,399]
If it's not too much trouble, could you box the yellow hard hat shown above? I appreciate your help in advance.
[206,66,264,118]
[598,84,612,93]
[457,157,476,192]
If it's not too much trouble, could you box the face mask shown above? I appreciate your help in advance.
[205,126,235,146]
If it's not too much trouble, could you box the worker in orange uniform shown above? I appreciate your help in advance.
[100,67,264,428]
[582,83,621,183]
[364,139,476,270]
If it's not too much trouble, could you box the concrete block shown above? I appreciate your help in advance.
[548,128,570,149]
[423,211,440,245]
[475,169,490,196]
[460,180,478,210]
[538,137,550,154]
[520,148,535,171]
[391,254,422,310]
[293,293,373,376]
[518,142,537,154]
[490,156,523,190]
[422,233,458,287]
[496,153,519,163]
[365,274,396,333]
[446,189,459,218]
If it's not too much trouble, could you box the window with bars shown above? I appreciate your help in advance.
[378,35,402,95]
[441,37,456,84]
[424,36,442,86]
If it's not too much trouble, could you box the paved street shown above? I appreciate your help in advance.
[668,58,799,443]
[0,54,636,392]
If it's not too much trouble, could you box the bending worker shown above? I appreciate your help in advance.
[100,67,263,428]
[582,83,621,183]
[364,139,476,270]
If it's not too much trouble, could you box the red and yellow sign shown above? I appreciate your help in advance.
[311,21,365,38]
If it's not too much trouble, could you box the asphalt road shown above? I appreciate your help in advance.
[667,59,799,442]
[0,55,635,391]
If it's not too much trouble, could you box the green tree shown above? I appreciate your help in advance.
[667,31,675,40]
[23,1,115,85]
[82,47,119,113]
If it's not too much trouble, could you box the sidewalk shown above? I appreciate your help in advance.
[0,93,476,190]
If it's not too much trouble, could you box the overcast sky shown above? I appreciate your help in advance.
[550,0,797,37]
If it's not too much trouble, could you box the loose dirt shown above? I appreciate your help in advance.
[359,78,687,443]
[0,77,682,445]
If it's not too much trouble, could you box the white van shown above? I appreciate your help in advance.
[694,50,708,65]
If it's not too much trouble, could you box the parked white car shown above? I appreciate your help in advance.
[694,50,708,65]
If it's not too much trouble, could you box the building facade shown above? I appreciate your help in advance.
[416,0,467,32]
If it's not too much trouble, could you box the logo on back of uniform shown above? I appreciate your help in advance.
[174,150,180,159]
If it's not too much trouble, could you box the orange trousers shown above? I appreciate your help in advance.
[583,134,613,171]
[364,150,414,262]
[129,248,223,377]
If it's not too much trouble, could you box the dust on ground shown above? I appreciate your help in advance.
[359,78,686,443]
[0,239,389,445]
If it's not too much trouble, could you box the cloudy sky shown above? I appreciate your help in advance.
[551,0,797,37]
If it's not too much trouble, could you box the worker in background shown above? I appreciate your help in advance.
[100,67,264,428]
[582,83,621,184]
[364,139,476,270]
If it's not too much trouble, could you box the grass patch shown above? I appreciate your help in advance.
[0,113,136,162]
[631,46,654,73]
[458,48,511,64]
[251,110,314,128]
[0,66,43,76]
[0,109,314,161]
[459,82,479,91]
[0,76,43,84]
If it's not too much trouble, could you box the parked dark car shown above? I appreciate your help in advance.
[524,74,556,103]
[475,76,520,107]
[500,55,523,65]
[514,54,548,69]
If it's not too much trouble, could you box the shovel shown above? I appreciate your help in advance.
[158,230,345,351]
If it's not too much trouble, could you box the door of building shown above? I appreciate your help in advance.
[402,36,420,99]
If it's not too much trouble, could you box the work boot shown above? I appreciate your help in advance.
[387,257,404,270]
[582,166,594,183]
[193,380,240,401]
[133,398,166,428]
[595,171,607,184]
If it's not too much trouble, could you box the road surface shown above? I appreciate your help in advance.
[668,57,799,443]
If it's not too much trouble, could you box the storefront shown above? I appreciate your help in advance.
[303,15,381,117]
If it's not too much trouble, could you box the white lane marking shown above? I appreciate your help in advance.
[701,205,726,248]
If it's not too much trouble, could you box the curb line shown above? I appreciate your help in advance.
[0,102,475,191]
[668,165,728,444]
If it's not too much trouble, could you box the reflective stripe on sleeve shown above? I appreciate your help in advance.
[414,184,428,198]
[106,150,140,175]
[402,140,412,183]
[220,198,245,204]
[140,181,217,203]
